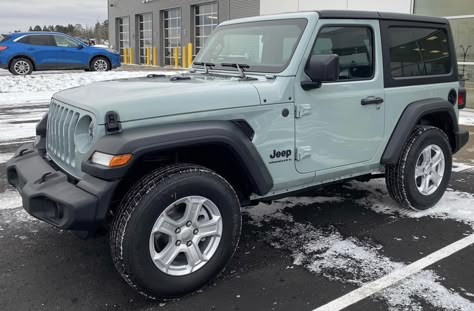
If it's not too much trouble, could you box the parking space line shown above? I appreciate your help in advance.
[313,233,474,311]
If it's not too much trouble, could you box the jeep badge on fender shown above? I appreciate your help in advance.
[6,10,469,300]
[270,149,292,159]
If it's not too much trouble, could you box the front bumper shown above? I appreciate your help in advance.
[0,62,7,69]
[454,127,470,154]
[6,143,119,232]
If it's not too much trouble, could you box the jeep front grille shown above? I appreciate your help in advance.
[46,100,81,167]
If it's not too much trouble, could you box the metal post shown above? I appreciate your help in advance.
[153,48,158,66]
[146,48,151,65]
[188,43,193,67]
[129,48,133,64]
[174,47,179,69]
[123,48,128,64]
[182,46,187,68]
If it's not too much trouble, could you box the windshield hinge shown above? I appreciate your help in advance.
[105,111,121,134]
[296,146,312,161]
[295,104,311,118]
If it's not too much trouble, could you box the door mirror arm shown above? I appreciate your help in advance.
[301,81,322,91]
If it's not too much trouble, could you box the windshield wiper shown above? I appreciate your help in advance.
[193,62,215,74]
[221,63,250,79]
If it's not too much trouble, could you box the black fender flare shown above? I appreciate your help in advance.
[381,98,459,165]
[82,120,274,196]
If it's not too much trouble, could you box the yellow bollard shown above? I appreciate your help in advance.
[174,47,179,69]
[187,43,193,67]
[123,48,128,64]
[182,46,187,68]
[129,48,133,64]
[153,48,158,66]
[146,48,151,65]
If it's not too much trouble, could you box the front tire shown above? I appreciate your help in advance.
[90,57,110,72]
[110,164,242,299]
[386,126,452,211]
[10,58,33,75]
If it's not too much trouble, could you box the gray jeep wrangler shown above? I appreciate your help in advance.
[7,10,469,299]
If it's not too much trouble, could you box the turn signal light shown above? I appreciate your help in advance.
[110,154,133,168]
[0,46,8,51]
[91,152,133,168]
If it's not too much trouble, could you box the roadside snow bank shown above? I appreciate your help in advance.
[0,71,175,95]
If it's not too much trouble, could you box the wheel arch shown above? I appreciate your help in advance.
[89,54,111,69]
[8,54,36,71]
[82,121,274,203]
[381,98,459,165]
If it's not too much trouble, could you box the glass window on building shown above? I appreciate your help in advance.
[194,3,218,56]
[117,17,130,63]
[415,0,474,108]
[163,8,181,66]
[138,13,153,65]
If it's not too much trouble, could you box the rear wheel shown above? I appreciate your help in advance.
[10,58,33,75]
[90,57,110,72]
[385,126,452,211]
[110,164,242,299]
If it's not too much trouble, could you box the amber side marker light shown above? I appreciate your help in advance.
[91,152,133,168]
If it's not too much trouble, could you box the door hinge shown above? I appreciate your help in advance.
[295,104,311,118]
[296,146,312,161]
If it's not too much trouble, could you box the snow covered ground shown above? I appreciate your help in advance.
[245,179,474,310]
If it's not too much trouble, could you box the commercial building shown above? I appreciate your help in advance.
[108,0,259,67]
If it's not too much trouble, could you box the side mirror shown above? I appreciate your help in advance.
[78,44,85,49]
[301,54,340,91]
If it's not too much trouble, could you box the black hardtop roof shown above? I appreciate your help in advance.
[317,10,448,25]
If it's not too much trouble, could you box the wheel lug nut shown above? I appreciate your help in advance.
[193,229,199,235]
[187,241,192,247]
[176,240,181,246]
[175,228,181,234]
[186,221,192,227]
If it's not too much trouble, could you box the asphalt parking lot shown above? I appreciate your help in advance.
[1,71,474,311]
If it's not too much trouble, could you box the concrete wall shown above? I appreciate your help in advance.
[260,0,413,15]
[108,0,259,66]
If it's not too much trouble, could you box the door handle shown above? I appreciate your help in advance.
[361,96,384,105]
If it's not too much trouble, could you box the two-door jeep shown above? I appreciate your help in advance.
[7,10,469,298]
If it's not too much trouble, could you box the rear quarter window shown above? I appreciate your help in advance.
[388,27,451,78]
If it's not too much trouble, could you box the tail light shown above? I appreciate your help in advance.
[0,46,7,51]
[458,87,466,110]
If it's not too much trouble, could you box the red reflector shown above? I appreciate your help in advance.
[0,46,7,51]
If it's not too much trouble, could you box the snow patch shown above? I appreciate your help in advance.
[245,196,343,225]
[263,221,473,311]
[0,190,22,210]
[0,153,14,164]
[459,110,474,126]
[453,162,474,173]
[349,179,474,229]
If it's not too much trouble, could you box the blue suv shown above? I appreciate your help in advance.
[0,32,121,75]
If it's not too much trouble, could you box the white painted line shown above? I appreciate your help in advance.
[313,233,474,311]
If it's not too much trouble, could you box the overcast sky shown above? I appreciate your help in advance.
[0,0,108,33]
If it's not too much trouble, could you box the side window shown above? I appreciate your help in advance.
[389,27,451,77]
[17,36,31,44]
[26,35,55,46]
[311,26,374,81]
[54,35,81,48]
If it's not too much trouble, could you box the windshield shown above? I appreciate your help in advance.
[194,19,308,73]
[0,34,10,43]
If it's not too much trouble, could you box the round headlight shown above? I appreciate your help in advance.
[74,115,94,153]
